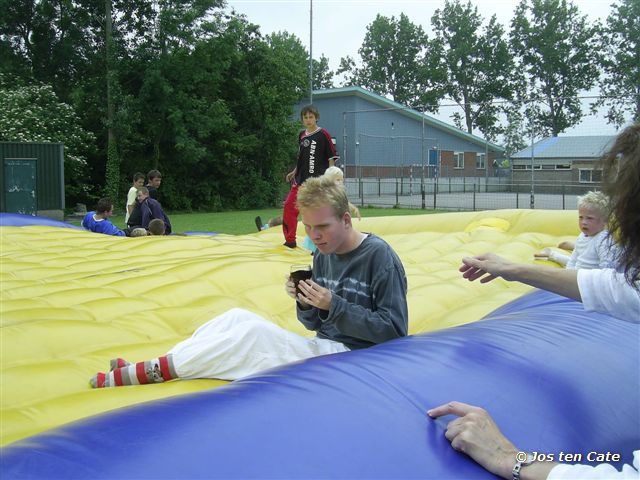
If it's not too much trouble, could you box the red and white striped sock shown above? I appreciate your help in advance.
[110,358,131,370]
[90,355,178,388]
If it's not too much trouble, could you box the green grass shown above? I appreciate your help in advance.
[80,207,441,236]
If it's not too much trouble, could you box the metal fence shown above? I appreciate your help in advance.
[338,95,631,211]
[345,177,602,211]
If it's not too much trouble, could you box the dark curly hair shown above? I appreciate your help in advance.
[600,122,640,287]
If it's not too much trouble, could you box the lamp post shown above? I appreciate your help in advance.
[530,129,535,209]
[309,0,313,104]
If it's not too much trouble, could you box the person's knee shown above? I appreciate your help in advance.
[224,307,253,317]
[223,308,267,325]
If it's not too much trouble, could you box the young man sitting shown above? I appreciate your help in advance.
[90,176,408,387]
[81,198,125,237]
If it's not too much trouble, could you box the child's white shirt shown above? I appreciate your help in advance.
[549,230,619,270]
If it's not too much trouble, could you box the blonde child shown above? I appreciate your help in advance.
[534,191,618,269]
[129,228,148,237]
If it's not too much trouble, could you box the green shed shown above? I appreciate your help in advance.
[0,142,65,220]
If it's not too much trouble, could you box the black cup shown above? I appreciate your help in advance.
[290,266,312,296]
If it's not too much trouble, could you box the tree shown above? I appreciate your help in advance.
[0,0,104,101]
[335,55,358,87]
[105,0,120,206]
[500,104,533,157]
[0,1,312,211]
[339,13,443,109]
[510,0,600,136]
[431,0,517,139]
[0,76,96,202]
[593,0,640,127]
[312,54,333,89]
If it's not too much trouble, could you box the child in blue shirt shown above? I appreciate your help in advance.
[82,198,125,236]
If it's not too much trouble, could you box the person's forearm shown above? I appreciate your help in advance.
[505,263,582,302]
[296,304,321,331]
[519,461,558,480]
[493,452,558,480]
[548,250,570,266]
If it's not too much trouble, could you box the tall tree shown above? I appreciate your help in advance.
[1,1,314,211]
[510,0,600,136]
[338,13,444,109]
[312,54,334,89]
[129,0,226,170]
[593,0,640,127]
[105,0,120,204]
[0,0,104,101]
[335,55,357,86]
[431,0,516,139]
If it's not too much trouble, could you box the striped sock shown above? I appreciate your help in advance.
[110,358,131,370]
[90,355,178,388]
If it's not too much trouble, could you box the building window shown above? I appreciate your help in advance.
[512,164,542,170]
[579,169,602,183]
[512,163,570,170]
[454,152,464,169]
[476,153,486,169]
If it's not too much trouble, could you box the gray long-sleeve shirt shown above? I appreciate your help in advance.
[297,234,408,350]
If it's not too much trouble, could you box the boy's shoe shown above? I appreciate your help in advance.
[254,216,263,232]
[283,241,297,249]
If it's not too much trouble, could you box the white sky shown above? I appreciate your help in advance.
[225,0,619,135]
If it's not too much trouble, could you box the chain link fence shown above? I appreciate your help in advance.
[339,96,629,211]
[344,177,600,211]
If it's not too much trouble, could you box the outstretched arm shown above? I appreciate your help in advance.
[534,248,571,267]
[460,253,581,302]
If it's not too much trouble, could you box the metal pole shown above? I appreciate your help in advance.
[530,128,535,209]
[356,135,362,204]
[485,112,489,193]
[433,175,437,210]
[421,115,425,209]
[309,0,313,104]
[342,112,347,176]
[473,183,477,211]
[396,178,399,206]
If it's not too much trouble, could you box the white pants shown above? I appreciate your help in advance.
[168,308,350,380]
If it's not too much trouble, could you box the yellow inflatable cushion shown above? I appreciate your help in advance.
[0,209,578,445]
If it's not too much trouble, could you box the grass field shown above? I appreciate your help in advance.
[86,206,442,235]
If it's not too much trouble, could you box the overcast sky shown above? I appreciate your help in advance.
[225,0,612,70]
[225,0,619,135]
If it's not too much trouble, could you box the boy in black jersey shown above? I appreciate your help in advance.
[282,105,338,248]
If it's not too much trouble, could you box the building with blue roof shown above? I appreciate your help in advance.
[511,135,615,187]
[295,87,505,180]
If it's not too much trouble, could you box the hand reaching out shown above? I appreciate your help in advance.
[534,247,552,259]
[459,253,515,283]
[427,401,518,479]
[557,241,574,251]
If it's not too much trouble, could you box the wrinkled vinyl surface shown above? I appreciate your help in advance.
[2,290,638,479]
[2,210,582,447]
